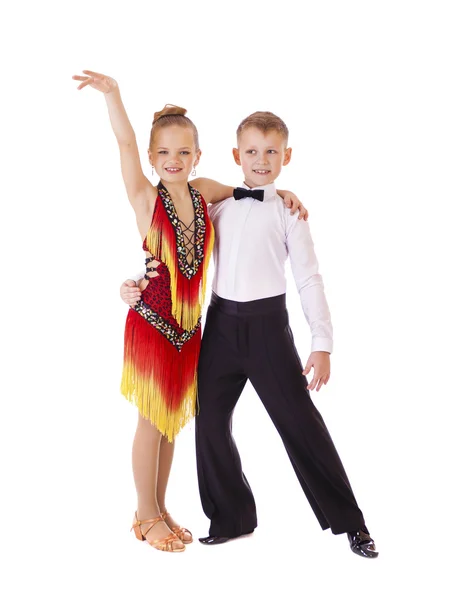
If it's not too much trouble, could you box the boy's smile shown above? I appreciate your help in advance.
[233,127,292,189]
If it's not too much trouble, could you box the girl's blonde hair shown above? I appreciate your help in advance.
[149,104,200,150]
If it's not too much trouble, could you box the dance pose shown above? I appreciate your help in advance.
[195,111,378,558]
[74,71,305,553]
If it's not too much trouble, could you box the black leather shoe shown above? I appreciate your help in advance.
[198,530,254,545]
[347,528,379,558]
[198,535,230,545]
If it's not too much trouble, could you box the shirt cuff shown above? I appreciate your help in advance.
[132,271,145,282]
[311,338,333,354]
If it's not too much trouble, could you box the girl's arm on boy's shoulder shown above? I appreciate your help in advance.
[278,190,308,220]
[191,177,308,219]
[190,178,233,204]
[73,70,154,217]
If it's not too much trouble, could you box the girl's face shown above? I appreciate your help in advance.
[149,125,201,184]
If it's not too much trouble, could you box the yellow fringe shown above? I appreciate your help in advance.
[121,361,197,442]
[202,220,215,305]
[146,216,215,332]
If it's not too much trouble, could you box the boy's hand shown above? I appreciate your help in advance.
[302,351,331,391]
[282,192,309,221]
[120,279,141,307]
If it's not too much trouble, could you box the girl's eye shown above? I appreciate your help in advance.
[180,151,190,155]
[158,150,168,155]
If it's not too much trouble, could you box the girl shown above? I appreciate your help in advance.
[72,70,305,553]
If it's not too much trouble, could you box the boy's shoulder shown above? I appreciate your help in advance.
[207,196,234,218]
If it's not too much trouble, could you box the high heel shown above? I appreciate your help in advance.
[161,510,193,544]
[131,512,185,552]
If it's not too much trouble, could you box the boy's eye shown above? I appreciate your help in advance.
[268,150,277,154]
[246,150,256,154]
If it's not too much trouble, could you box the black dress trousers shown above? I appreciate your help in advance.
[195,293,366,537]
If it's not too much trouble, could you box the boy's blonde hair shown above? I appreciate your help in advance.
[236,111,289,144]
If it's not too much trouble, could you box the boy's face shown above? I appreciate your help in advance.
[233,127,292,188]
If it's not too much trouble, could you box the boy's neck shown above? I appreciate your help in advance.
[243,179,277,189]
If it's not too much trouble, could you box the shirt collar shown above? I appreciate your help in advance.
[241,182,277,201]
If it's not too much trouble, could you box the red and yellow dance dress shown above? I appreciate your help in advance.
[121,182,214,441]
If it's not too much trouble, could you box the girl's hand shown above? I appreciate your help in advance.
[72,70,118,94]
[280,191,309,220]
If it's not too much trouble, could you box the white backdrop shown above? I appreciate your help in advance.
[1,1,472,598]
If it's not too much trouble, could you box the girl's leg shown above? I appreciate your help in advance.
[132,413,184,549]
[156,437,192,542]
[156,436,174,509]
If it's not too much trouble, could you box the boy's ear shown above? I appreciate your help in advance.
[232,148,241,165]
[283,147,292,166]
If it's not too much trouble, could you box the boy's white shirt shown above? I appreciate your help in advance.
[131,181,333,353]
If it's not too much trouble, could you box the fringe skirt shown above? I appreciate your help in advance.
[120,267,202,442]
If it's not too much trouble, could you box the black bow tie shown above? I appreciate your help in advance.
[233,187,265,202]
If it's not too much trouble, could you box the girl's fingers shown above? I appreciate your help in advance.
[298,207,308,220]
[83,69,104,78]
[73,74,93,90]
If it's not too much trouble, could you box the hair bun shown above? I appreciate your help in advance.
[152,104,187,125]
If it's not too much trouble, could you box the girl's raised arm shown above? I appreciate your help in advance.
[73,70,154,216]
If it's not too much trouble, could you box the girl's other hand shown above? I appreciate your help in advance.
[283,192,309,221]
[72,70,118,94]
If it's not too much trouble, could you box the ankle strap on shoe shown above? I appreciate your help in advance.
[132,514,164,536]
